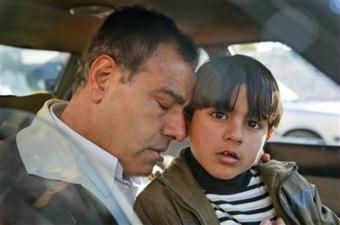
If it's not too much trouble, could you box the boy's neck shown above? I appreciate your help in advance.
[184,148,252,194]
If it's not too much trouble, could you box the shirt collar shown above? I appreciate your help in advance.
[17,98,144,205]
[50,101,127,184]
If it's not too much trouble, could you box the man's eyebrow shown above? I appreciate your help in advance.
[158,88,186,105]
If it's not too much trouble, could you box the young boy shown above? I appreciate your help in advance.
[134,55,340,225]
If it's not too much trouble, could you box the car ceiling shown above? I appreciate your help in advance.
[0,0,339,84]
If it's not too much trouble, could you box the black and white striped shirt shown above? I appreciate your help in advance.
[185,149,276,225]
[206,170,276,225]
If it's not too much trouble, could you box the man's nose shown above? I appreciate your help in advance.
[162,111,186,142]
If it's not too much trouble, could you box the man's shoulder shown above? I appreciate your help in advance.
[0,136,65,195]
[1,179,114,225]
[0,138,115,224]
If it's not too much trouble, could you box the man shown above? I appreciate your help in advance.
[0,6,198,225]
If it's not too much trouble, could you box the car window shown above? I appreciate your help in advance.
[0,45,70,96]
[228,42,340,145]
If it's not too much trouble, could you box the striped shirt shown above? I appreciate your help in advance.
[184,149,276,225]
[206,170,276,225]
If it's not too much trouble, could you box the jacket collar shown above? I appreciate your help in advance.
[156,149,220,225]
[256,160,297,182]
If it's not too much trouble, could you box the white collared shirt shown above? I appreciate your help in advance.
[49,102,142,205]
[16,99,144,222]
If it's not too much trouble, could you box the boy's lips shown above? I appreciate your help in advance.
[216,150,240,164]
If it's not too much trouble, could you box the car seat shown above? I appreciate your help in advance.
[0,92,53,140]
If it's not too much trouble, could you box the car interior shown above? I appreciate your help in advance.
[0,0,339,218]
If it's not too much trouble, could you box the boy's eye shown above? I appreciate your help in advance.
[248,120,262,129]
[211,111,226,120]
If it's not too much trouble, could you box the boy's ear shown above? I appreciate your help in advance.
[266,129,274,141]
[87,55,118,103]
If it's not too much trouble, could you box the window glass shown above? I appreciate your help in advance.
[228,42,340,145]
[0,45,70,96]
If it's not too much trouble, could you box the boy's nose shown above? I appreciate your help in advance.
[223,121,243,144]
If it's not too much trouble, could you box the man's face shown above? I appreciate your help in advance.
[97,44,195,176]
[188,84,272,180]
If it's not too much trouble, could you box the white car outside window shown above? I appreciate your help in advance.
[277,81,340,144]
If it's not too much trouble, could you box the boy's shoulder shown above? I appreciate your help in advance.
[136,150,199,203]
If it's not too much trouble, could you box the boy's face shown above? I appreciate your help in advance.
[187,84,272,180]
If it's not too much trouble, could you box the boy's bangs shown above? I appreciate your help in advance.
[189,58,246,111]
[246,70,281,126]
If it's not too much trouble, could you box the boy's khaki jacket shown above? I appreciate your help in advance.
[135,149,340,225]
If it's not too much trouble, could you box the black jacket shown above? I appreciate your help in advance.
[0,136,117,225]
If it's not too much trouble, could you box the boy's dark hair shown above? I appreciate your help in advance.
[74,5,198,90]
[186,54,282,129]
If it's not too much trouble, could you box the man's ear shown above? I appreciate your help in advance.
[87,55,118,103]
